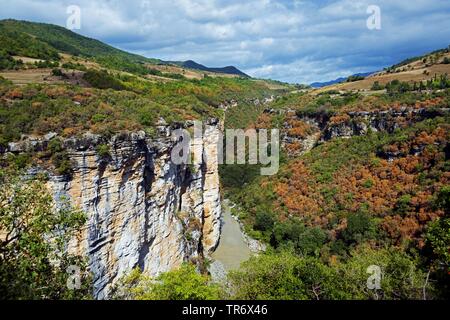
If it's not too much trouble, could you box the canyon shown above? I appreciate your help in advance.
[6,120,222,299]
[2,105,448,299]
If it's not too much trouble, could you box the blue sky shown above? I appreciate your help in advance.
[1,0,450,83]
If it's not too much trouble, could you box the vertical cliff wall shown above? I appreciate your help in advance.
[40,122,222,299]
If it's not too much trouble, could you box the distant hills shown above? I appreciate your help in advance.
[171,60,250,78]
[0,19,249,78]
[310,72,374,88]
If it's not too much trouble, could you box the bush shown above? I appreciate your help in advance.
[11,153,31,169]
[347,75,365,82]
[96,144,110,159]
[52,68,64,77]
[112,264,221,300]
[49,138,72,176]
[228,252,313,300]
[34,60,59,68]
[338,246,433,300]
[395,194,412,215]
[254,211,275,232]
[271,220,327,257]
[0,173,91,299]
[91,113,108,123]
[371,81,384,91]
[83,69,126,90]
[424,215,450,298]
[228,247,433,300]
[0,50,23,70]
[341,212,375,244]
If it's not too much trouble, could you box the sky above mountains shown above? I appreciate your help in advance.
[1,0,450,83]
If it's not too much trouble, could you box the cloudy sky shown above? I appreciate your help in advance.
[1,0,450,83]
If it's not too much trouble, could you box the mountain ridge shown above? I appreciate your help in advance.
[0,19,249,78]
[310,72,374,88]
[171,60,250,77]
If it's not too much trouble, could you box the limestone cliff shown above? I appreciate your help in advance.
[276,107,449,157]
[7,121,222,299]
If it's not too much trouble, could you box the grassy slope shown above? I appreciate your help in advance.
[316,47,450,92]
[0,19,157,63]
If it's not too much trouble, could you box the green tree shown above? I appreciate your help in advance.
[423,187,450,298]
[338,246,432,300]
[112,264,221,300]
[341,212,376,244]
[228,251,347,300]
[0,171,92,299]
[228,247,432,300]
[96,144,111,159]
[271,220,327,257]
[254,211,275,232]
[228,251,310,300]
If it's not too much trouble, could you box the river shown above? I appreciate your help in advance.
[211,200,252,271]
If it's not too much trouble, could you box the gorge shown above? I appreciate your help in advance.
[6,120,221,299]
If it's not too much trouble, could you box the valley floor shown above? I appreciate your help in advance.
[211,200,252,275]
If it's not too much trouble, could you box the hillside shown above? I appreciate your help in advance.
[175,60,250,77]
[0,18,449,302]
[0,20,292,149]
[311,72,374,88]
[316,47,450,93]
[0,19,249,79]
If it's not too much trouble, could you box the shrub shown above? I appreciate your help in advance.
[12,153,31,169]
[83,69,126,90]
[229,247,433,300]
[228,252,312,300]
[112,264,221,300]
[395,195,413,215]
[341,212,375,244]
[91,113,108,123]
[347,75,365,82]
[52,68,64,77]
[254,211,275,232]
[48,138,72,176]
[0,173,91,299]
[271,220,327,257]
[371,81,384,91]
[96,144,110,159]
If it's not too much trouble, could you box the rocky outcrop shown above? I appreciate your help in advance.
[267,107,449,158]
[323,107,449,140]
[281,116,322,157]
[6,121,222,299]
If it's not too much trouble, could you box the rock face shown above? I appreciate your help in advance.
[18,122,223,299]
[271,107,449,159]
[323,108,449,140]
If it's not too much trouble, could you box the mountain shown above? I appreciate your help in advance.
[0,19,159,63]
[173,60,250,77]
[0,19,248,77]
[310,72,374,88]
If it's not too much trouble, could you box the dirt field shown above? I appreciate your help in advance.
[12,56,45,64]
[0,68,58,85]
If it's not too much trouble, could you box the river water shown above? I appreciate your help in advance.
[211,200,252,271]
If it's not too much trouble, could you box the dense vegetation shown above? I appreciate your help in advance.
[1,19,448,301]
[218,87,450,300]
[112,264,221,300]
[0,75,272,150]
[0,19,159,74]
[0,170,92,299]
